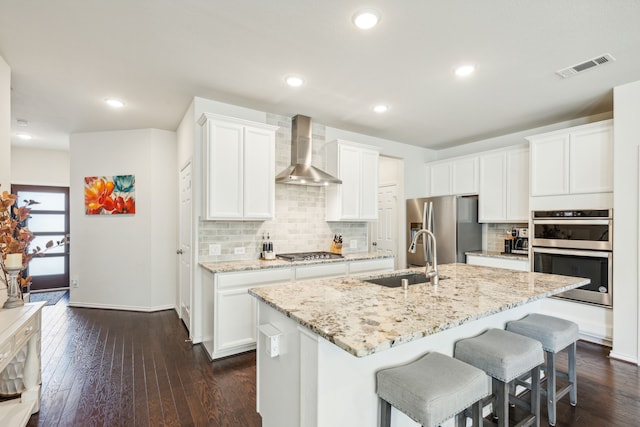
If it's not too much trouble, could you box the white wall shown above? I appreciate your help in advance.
[69,129,177,311]
[611,80,640,364]
[0,55,9,302]
[11,147,70,186]
[0,55,10,190]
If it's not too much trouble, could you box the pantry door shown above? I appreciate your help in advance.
[12,185,70,292]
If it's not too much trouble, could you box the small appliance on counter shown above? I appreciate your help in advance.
[512,227,529,255]
[261,233,276,260]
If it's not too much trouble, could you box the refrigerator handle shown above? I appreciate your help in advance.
[422,202,428,230]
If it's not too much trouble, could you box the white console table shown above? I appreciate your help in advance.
[0,302,45,427]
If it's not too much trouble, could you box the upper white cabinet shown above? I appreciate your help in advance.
[478,147,529,223]
[199,113,278,220]
[426,156,479,197]
[527,120,613,197]
[325,140,380,221]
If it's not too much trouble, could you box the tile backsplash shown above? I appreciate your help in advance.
[486,223,528,253]
[198,113,368,261]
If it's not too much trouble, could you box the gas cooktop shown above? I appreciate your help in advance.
[276,251,344,262]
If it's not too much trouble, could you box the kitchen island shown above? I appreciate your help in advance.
[249,263,589,427]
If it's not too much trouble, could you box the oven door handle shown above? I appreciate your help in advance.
[532,219,611,226]
[532,247,612,258]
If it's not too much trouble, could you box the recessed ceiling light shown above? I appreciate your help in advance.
[16,132,32,140]
[373,104,389,113]
[455,65,476,77]
[104,98,125,108]
[285,76,305,87]
[353,9,380,30]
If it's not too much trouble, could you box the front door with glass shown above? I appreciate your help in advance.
[12,185,70,292]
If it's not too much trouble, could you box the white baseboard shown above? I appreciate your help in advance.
[68,301,175,312]
[608,351,639,365]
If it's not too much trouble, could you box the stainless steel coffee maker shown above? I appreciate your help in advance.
[512,227,529,254]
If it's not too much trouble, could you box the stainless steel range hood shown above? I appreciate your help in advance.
[275,115,342,186]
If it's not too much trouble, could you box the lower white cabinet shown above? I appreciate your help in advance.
[202,257,394,360]
[348,257,394,274]
[466,254,529,272]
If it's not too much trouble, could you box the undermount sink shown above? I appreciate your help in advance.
[365,272,447,288]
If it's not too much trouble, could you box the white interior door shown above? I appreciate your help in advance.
[373,184,397,263]
[179,162,193,332]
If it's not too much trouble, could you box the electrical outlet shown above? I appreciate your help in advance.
[209,244,221,255]
[350,239,358,249]
[234,247,245,255]
[71,279,79,288]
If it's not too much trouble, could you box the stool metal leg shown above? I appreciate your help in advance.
[568,341,577,406]
[472,399,483,426]
[379,398,391,427]
[546,351,557,426]
[531,365,541,427]
[455,412,466,427]
[494,378,509,427]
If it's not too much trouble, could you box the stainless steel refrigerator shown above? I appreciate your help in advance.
[406,195,482,267]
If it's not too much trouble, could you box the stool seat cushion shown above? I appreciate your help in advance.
[377,352,490,427]
[454,328,544,383]
[506,313,579,353]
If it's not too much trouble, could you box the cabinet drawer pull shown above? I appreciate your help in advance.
[0,352,7,361]
[24,326,34,335]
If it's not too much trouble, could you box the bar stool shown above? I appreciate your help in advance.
[506,314,579,426]
[454,328,544,427]
[376,352,491,427]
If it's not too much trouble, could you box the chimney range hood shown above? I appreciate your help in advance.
[275,115,342,186]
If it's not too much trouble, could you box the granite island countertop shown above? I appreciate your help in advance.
[199,252,392,273]
[249,263,588,358]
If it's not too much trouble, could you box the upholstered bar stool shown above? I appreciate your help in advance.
[454,328,544,427]
[376,352,491,427]
[506,314,579,426]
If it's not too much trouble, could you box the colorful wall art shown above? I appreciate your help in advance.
[84,175,136,215]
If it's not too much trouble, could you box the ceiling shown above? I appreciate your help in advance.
[1,0,639,151]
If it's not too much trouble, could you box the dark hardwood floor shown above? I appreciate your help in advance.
[27,294,261,427]
[27,295,639,426]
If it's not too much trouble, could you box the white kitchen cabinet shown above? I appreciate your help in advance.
[325,140,380,221]
[528,120,612,197]
[198,113,278,220]
[201,257,394,360]
[466,254,529,272]
[478,147,529,222]
[208,267,292,360]
[426,155,478,197]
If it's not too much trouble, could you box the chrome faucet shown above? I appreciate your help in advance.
[408,229,439,285]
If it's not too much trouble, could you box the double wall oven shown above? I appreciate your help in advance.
[531,209,612,307]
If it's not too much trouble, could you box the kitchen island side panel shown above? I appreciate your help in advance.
[257,299,541,427]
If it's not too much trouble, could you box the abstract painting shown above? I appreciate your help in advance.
[84,175,136,215]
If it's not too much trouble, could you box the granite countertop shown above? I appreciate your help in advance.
[199,252,393,273]
[249,263,588,358]
[466,250,529,260]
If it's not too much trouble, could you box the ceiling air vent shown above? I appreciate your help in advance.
[556,53,615,78]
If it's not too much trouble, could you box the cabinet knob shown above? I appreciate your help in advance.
[176,249,184,255]
[372,242,378,246]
